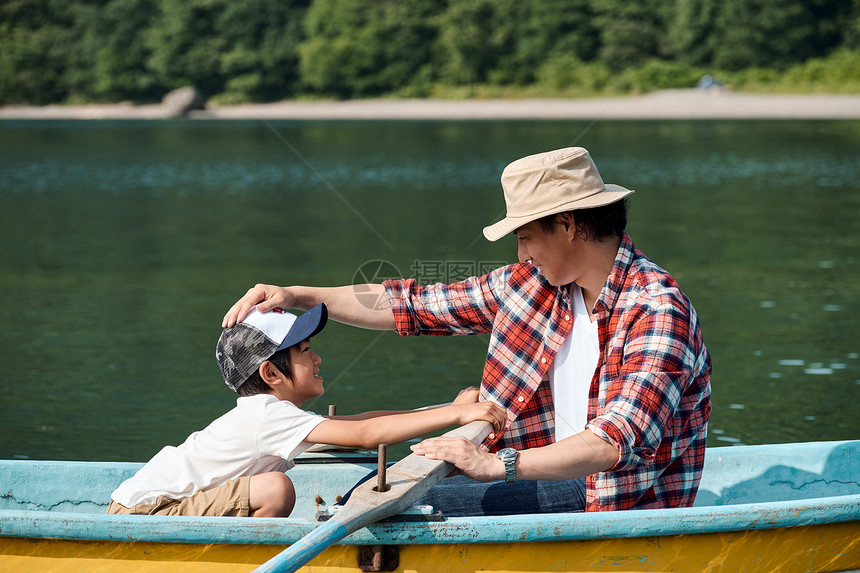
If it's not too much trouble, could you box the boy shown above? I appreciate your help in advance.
[107,303,505,517]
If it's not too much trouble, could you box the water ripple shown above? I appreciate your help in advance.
[2,148,858,196]
[0,157,496,196]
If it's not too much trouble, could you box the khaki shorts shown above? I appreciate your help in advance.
[107,476,251,517]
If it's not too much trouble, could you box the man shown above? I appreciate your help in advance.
[223,147,711,514]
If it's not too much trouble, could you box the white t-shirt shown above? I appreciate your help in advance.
[549,285,600,442]
[111,394,325,507]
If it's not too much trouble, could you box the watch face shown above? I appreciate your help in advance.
[497,448,516,460]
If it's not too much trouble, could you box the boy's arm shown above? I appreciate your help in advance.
[305,400,506,450]
[326,388,479,421]
[332,408,433,421]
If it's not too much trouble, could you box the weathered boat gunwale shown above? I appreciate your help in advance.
[0,493,858,547]
[0,440,858,549]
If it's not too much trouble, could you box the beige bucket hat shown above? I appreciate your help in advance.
[483,147,634,242]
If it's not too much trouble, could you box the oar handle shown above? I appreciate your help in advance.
[439,419,494,442]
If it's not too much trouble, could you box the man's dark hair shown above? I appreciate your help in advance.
[236,348,294,397]
[537,198,628,242]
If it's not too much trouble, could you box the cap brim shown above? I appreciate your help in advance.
[276,303,328,351]
[482,185,634,242]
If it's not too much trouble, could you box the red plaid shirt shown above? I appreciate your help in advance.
[383,233,711,511]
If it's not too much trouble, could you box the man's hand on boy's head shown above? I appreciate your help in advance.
[452,386,480,405]
[222,284,294,328]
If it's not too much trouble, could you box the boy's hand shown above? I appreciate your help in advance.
[222,284,295,327]
[455,400,507,433]
[452,386,480,405]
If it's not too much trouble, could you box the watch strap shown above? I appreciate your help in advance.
[497,448,517,483]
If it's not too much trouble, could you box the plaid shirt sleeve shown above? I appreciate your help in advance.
[584,235,712,511]
[587,302,702,470]
[384,264,565,453]
[382,266,514,337]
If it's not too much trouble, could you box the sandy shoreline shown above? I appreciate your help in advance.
[2,90,860,120]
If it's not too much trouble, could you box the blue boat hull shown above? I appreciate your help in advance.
[1,440,858,571]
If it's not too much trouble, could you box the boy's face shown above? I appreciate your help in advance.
[286,340,324,406]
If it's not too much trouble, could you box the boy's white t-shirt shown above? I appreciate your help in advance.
[549,285,600,442]
[111,394,325,507]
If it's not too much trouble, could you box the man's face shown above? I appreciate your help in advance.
[515,219,577,286]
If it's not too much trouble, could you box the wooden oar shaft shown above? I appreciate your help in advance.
[252,420,493,573]
[252,520,348,573]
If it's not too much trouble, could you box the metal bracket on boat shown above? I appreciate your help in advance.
[316,503,444,522]
[357,544,399,572]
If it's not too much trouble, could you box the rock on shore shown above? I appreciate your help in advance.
[161,87,206,118]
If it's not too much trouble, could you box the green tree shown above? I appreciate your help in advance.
[145,0,228,96]
[714,0,854,70]
[298,0,442,98]
[435,0,499,85]
[0,0,78,104]
[217,0,309,101]
[75,0,159,102]
[145,0,309,101]
[488,0,598,85]
[848,0,860,49]
[669,0,720,66]
[590,0,673,71]
[437,0,597,86]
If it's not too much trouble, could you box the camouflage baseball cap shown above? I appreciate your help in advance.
[216,303,328,391]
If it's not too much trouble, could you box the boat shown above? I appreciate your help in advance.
[1,439,858,572]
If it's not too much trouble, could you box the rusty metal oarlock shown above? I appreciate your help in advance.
[374,444,390,493]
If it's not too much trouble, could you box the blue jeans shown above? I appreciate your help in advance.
[338,472,586,517]
[417,475,586,517]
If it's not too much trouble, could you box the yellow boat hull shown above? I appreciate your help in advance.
[3,521,858,573]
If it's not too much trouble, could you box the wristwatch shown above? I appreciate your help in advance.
[496,448,518,483]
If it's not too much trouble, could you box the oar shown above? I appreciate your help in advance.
[252,420,493,573]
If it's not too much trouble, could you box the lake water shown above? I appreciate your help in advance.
[0,119,858,462]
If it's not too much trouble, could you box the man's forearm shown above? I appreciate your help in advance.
[290,284,396,330]
[410,428,618,483]
[517,430,619,481]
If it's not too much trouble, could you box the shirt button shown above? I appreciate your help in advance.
[565,314,571,321]
[518,396,525,403]
[489,433,495,439]
[541,357,547,364]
